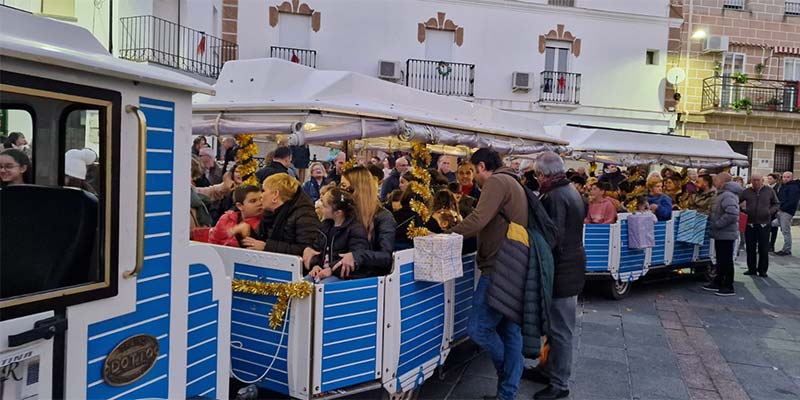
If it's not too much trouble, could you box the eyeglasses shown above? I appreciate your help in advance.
[0,164,20,170]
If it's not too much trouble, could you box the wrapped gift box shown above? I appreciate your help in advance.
[413,233,464,282]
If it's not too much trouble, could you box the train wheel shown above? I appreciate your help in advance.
[383,388,419,400]
[603,279,631,300]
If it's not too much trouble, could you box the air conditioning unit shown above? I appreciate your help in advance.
[378,60,402,81]
[512,71,534,92]
[703,35,729,53]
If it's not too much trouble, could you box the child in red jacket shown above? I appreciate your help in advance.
[210,185,263,247]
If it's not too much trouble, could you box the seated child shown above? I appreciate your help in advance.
[388,189,403,212]
[430,189,462,232]
[210,185,264,247]
[304,188,370,283]
[314,182,337,220]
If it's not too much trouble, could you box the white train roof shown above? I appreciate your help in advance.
[548,125,749,168]
[192,58,566,148]
[0,6,213,95]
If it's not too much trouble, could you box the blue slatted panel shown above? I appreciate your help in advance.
[86,98,174,399]
[672,218,695,265]
[397,262,445,386]
[584,224,612,272]
[231,264,292,394]
[319,278,380,392]
[651,222,667,266]
[698,228,712,260]
[452,255,476,342]
[186,264,219,399]
[618,219,647,281]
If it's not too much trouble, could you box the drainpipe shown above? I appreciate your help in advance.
[682,0,694,137]
[108,0,113,54]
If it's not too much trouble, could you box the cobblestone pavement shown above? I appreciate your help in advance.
[239,229,800,400]
[416,227,800,400]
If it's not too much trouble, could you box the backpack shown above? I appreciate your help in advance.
[497,172,558,250]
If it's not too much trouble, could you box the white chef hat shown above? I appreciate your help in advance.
[65,148,97,180]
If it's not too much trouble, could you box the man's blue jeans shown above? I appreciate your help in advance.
[467,276,523,400]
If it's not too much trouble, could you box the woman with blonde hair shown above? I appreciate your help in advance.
[242,173,319,256]
[322,165,397,278]
[646,177,673,221]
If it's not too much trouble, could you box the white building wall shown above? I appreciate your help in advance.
[236,0,678,131]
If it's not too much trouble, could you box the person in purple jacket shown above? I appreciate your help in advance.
[646,177,673,221]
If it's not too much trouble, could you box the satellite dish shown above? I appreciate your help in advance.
[667,67,686,85]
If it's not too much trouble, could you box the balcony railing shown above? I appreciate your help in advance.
[548,0,575,6]
[119,15,237,79]
[723,0,746,10]
[787,1,800,15]
[701,75,799,113]
[405,59,475,97]
[270,46,317,68]
[539,71,581,105]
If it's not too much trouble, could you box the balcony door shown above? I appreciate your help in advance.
[721,52,745,107]
[543,41,573,102]
[425,29,454,62]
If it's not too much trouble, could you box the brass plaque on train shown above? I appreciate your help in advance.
[102,334,159,386]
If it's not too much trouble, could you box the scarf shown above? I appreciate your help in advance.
[539,173,566,194]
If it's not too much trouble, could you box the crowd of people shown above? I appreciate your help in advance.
[186,135,799,400]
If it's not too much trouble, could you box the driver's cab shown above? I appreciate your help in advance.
[1,7,229,400]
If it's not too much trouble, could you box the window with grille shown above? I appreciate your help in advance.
[785,58,800,81]
[548,0,575,6]
[723,0,746,10]
[774,145,795,173]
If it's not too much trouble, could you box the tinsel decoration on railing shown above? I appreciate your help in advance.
[235,134,259,186]
[231,279,314,329]
[407,142,434,239]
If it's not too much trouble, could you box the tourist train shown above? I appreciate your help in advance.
[0,9,747,400]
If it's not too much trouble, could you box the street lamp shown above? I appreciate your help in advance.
[691,30,707,40]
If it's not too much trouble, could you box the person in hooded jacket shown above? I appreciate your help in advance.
[703,173,742,296]
[242,173,319,255]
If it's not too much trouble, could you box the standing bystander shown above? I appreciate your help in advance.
[739,174,779,277]
[523,151,586,400]
[703,173,741,296]
[775,172,799,256]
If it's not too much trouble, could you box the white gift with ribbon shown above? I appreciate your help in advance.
[413,233,464,282]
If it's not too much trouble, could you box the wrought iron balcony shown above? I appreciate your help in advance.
[405,59,475,97]
[701,75,800,113]
[119,15,237,79]
[787,1,800,15]
[539,71,581,105]
[270,46,317,68]
[723,0,746,10]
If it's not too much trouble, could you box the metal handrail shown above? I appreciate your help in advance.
[269,46,317,68]
[124,105,147,279]
[701,75,800,113]
[405,59,475,97]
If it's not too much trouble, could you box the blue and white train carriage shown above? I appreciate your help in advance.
[550,125,749,299]
[0,6,233,400]
[192,58,567,399]
[0,8,567,399]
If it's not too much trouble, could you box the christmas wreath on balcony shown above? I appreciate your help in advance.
[436,61,452,77]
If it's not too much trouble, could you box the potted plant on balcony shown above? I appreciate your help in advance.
[733,72,748,85]
[731,98,753,115]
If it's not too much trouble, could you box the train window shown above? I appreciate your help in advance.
[1,71,119,316]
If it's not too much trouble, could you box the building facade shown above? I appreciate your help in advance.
[227,0,680,132]
[667,0,800,178]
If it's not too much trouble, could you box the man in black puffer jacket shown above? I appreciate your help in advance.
[524,151,586,400]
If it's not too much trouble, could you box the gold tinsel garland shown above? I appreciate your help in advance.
[341,157,358,174]
[231,279,314,329]
[235,134,259,186]
[407,142,433,239]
